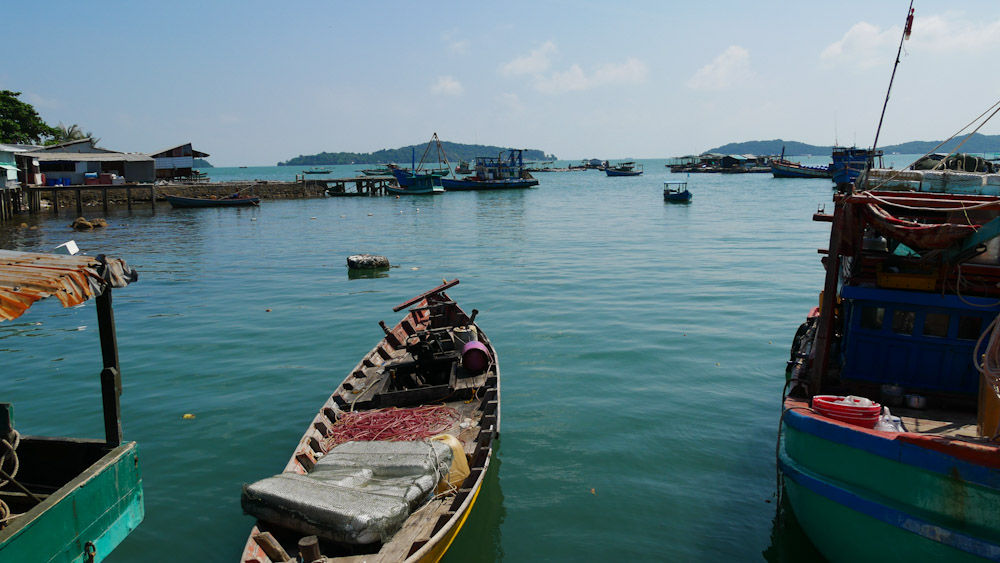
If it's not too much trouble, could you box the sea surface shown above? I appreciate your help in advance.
[0,156,917,562]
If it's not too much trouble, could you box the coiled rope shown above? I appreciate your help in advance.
[0,430,21,525]
[974,314,1000,441]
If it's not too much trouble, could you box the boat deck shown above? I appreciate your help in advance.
[893,406,986,442]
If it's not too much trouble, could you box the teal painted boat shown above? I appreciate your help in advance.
[0,250,143,563]
[781,189,1000,562]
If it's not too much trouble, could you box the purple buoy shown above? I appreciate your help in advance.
[461,340,491,375]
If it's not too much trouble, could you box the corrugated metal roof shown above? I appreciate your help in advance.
[0,250,138,322]
[29,152,154,162]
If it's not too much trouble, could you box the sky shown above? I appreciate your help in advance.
[4,1,1000,166]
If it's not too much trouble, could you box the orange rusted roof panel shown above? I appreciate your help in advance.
[0,250,138,322]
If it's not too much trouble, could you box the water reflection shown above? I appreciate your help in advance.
[347,268,390,280]
[762,484,825,562]
[443,440,505,562]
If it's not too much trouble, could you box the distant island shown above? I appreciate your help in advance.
[278,141,555,166]
[193,158,213,168]
[705,133,1000,157]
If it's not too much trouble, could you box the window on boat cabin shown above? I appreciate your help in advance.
[958,316,984,340]
[891,310,916,335]
[859,306,884,330]
[922,313,949,338]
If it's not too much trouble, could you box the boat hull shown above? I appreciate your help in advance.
[165,195,259,208]
[770,161,832,179]
[0,441,144,563]
[440,178,538,191]
[779,401,1000,562]
[664,190,692,202]
[605,169,643,177]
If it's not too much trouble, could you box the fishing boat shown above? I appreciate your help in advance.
[303,168,333,175]
[830,146,883,186]
[604,161,643,177]
[440,150,538,191]
[454,161,473,175]
[780,187,1000,562]
[240,279,499,563]
[392,134,453,188]
[165,194,260,208]
[361,165,396,176]
[769,158,832,179]
[0,250,142,563]
[663,180,691,202]
[388,149,445,195]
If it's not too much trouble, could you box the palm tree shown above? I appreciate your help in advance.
[46,122,100,146]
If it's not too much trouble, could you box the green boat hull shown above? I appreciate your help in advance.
[0,440,144,563]
[780,407,1000,562]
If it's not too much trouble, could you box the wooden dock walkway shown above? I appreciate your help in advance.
[296,175,395,196]
[22,184,156,216]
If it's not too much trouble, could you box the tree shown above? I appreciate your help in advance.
[0,90,57,144]
[46,122,100,146]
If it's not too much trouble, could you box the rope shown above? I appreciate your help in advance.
[0,430,20,525]
[973,313,1000,441]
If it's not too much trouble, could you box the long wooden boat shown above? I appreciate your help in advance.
[440,150,538,191]
[240,279,499,562]
[770,158,832,179]
[0,250,142,563]
[781,189,1000,561]
[605,161,643,176]
[165,194,260,208]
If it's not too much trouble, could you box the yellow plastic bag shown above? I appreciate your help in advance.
[431,434,470,493]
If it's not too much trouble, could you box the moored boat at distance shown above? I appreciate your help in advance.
[240,279,499,563]
[663,180,691,202]
[781,188,1000,562]
[604,161,643,177]
[303,168,333,175]
[0,250,143,563]
[440,149,538,191]
[770,158,832,179]
[165,194,260,207]
[830,146,883,186]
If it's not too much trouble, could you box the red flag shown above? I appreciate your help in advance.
[904,7,914,40]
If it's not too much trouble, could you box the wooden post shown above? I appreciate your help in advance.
[150,185,155,211]
[252,532,292,563]
[102,187,109,214]
[297,536,321,562]
[95,288,123,446]
[811,197,846,395]
[126,186,132,210]
[76,188,83,214]
[51,188,58,215]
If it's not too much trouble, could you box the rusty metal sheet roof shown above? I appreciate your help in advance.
[0,250,138,322]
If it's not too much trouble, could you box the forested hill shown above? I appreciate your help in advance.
[707,134,1000,156]
[278,141,554,166]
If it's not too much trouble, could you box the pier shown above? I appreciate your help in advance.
[295,175,394,196]
[22,184,156,215]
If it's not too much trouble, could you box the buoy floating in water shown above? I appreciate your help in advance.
[182,413,196,420]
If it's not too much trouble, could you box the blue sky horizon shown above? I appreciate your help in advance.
[4,1,999,166]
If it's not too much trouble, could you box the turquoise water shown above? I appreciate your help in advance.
[0,158,914,561]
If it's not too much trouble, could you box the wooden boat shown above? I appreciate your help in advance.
[830,146,883,186]
[663,180,691,202]
[303,169,333,175]
[604,161,643,177]
[769,158,832,179]
[453,161,473,175]
[0,250,142,563]
[440,150,538,191]
[165,194,260,208]
[240,279,499,562]
[781,189,1000,562]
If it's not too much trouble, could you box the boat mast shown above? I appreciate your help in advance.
[871,1,914,156]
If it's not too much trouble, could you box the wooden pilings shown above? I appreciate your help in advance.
[299,175,393,196]
[19,184,156,217]
[0,187,20,221]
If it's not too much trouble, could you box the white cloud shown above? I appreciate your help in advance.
[501,42,557,76]
[820,21,897,69]
[535,58,647,94]
[496,93,524,115]
[23,92,63,109]
[449,39,470,53]
[686,46,752,91]
[431,76,464,96]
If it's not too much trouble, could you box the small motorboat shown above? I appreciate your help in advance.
[663,180,692,203]
[165,194,260,208]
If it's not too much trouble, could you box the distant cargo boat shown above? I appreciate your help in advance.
[165,194,260,207]
[440,150,538,191]
[605,161,643,177]
[303,168,332,175]
[830,146,883,185]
